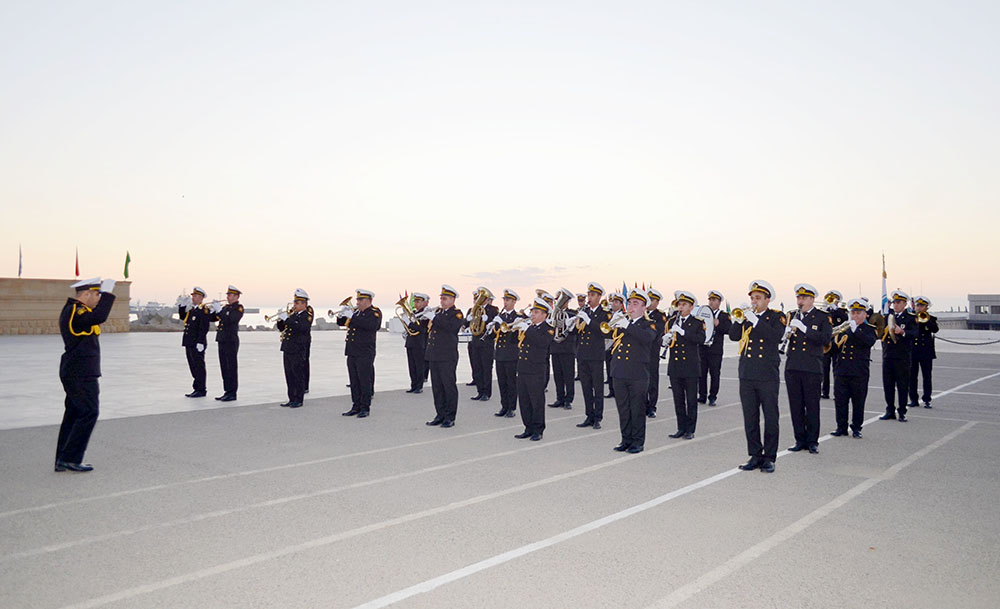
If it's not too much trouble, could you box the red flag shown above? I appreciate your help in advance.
[75,247,79,277]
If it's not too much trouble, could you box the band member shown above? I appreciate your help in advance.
[666,291,707,440]
[645,289,668,418]
[730,280,784,473]
[178,287,211,398]
[537,289,555,389]
[576,293,586,309]
[909,296,938,409]
[783,284,832,454]
[425,285,464,428]
[879,290,918,421]
[698,290,731,406]
[303,302,314,394]
[605,292,624,398]
[491,289,523,417]
[548,288,577,410]
[276,289,312,408]
[210,285,244,401]
[515,298,555,441]
[56,277,116,472]
[831,298,877,438]
[465,287,499,401]
[611,288,657,454]
[337,289,381,418]
[820,290,847,399]
[404,293,430,394]
[572,282,610,429]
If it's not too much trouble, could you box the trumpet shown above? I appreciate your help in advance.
[327,296,355,318]
[265,304,293,322]
[730,306,754,324]
[916,311,931,324]
[600,311,628,334]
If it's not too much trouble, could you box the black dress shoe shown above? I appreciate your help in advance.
[576,419,594,428]
[441,420,454,428]
[426,419,443,426]
[215,395,225,401]
[907,402,918,408]
[547,401,563,408]
[697,398,707,404]
[626,445,644,454]
[59,461,94,472]
[530,433,542,441]
[924,402,932,409]
[304,389,309,394]
[821,393,830,400]
[759,460,775,473]
[708,398,717,406]
[413,388,423,394]
[808,444,819,454]
[54,460,66,472]
[219,395,236,402]
[879,413,896,420]
[481,394,491,401]
[466,381,476,386]
[898,414,908,422]
[830,430,848,437]
[470,394,483,401]
[852,431,863,439]
[668,431,684,439]
[563,403,572,409]
[280,401,292,407]
[605,392,615,398]
[647,412,656,418]
[287,402,303,408]
[515,431,532,439]
[494,409,508,417]
[185,391,207,398]
[738,458,760,471]
[505,410,516,418]
[405,388,416,394]
[343,409,360,416]
[613,443,628,452]
[357,409,370,418]
[683,432,694,440]
[593,421,601,430]
[787,444,806,452]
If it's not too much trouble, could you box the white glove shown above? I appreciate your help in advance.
[492,315,503,325]
[422,308,437,321]
[849,319,858,332]
[791,318,808,333]
[612,316,630,329]
[100,278,116,294]
[512,320,530,332]
[480,313,488,322]
[670,323,685,336]
[661,334,672,347]
[278,311,289,321]
[783,326,793,339]
[577,311,591,325]
[343,308,355,320]
[175,295,185,307]
[744,310,759,326]
[210,301,223,314]
[196,343,205,353]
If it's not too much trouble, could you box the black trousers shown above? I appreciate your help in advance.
[517,372,546,435]
[605,350,614,395]
[347,354,375,409]
[283,350,306,403]
[406,346,426,391]
[785,369,822,446]
[468,341,481,386]
[909,358,933,404]
[57,377,99,464]
[882,357,910,415]
[430,359,458,422]
[614,374,648,449]
[496,360,518,413]
[645,360,660,414]
[469,341,494,397]
[303,343,311,392]
[670,375,699,434]
[834,374,868,432]
[698,349,723,402]
[185,346,207,392]
[822,350,835,397]
[739,378,780,462]
[551,352,575,404]
[218,340,239,396]
[578,358,604,422]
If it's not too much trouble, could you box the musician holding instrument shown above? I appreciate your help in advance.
[909,296,939,409]
[610,288,658,454]
[464,287,499,402]
[783,284,832,455]
[605,292,624,398]
[337,289,381,418]
[547,287,577,410]
[276,289,312,408]
[879,290,918,422]
[698,290,731,406]
[729,280,785,473]
[831,298,877,439]
[644,289,668,418]
[491,289,524,418]
[208,285,243,402]
[178,286,211,398]
[515,298,555,441]
[573,282,610,430]
[404,293,431,394]
[665,291,707,440]
[821,290,848,399]
[425,285,464,428]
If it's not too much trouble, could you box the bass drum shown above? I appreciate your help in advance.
[693,304,715,345]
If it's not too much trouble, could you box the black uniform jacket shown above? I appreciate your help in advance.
[404,310,430,351]
[833,323,877,377]
[667,315,707,378]
[338,306,381,357]
[729,309,785,382]
[464,304,500,346]
[211,303,244,343]
[517,322,555,374]
[494,309,525,362]
[912,314,939,361]
[277,309,312,353]
[610,316,657,380]
[550,307,578,354]
[426,306,464,362]
[704,309,732,355]
[881,310,918,360]
[574,305,610,361]
[784,308,833,374]
[646,308,668,358]
[180,304,211,348]
[59,294,115,379]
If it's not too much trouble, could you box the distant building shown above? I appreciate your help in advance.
[968,294,1000,330]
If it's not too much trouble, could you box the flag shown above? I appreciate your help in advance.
[18,244,22,277]
[880,253,889,315]
[75,248,79,277]
[622,281,627,298]
[124,251,131,279]
[725,300,731,314]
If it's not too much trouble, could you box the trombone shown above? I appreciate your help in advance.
[327,296,355,318]
[265,304,293,322]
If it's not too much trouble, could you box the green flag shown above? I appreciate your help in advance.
[124,251,131,279]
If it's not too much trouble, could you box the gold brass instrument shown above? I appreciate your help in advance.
[498,308,529,333]
[916,311,931,324]
[328,296,355,318]
[395,296,422,336]
[265,304,293,322]
[831,320,852,349]
[730,306,754,324]
[601,311,627,335]
[885,311,899,343]
[549,288,574,343]
[468,287,494,337]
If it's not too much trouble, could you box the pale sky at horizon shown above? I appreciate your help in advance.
[2,1,998,311]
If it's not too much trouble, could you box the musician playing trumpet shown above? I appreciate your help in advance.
[404,293,431,395]
[909,296,939,409]
[611,289,657,454]
[665,291,706,440]
[572,282,610,430]
[337,289,381,418]
[831,298,878,439]
[821,290,848,399]
[783,284,832,455]
[491,289,524,418]
[178,287,211,398]
[276,289,312,408]
[425,285,464,428]
[879,290,918,422]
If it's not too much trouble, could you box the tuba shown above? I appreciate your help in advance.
[395,296,421,336]
[549,288,574,343]
[469,288,494,337]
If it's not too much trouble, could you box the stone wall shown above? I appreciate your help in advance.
[0,278,131,335]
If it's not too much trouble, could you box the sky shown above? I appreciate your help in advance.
[2,1,998,311]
